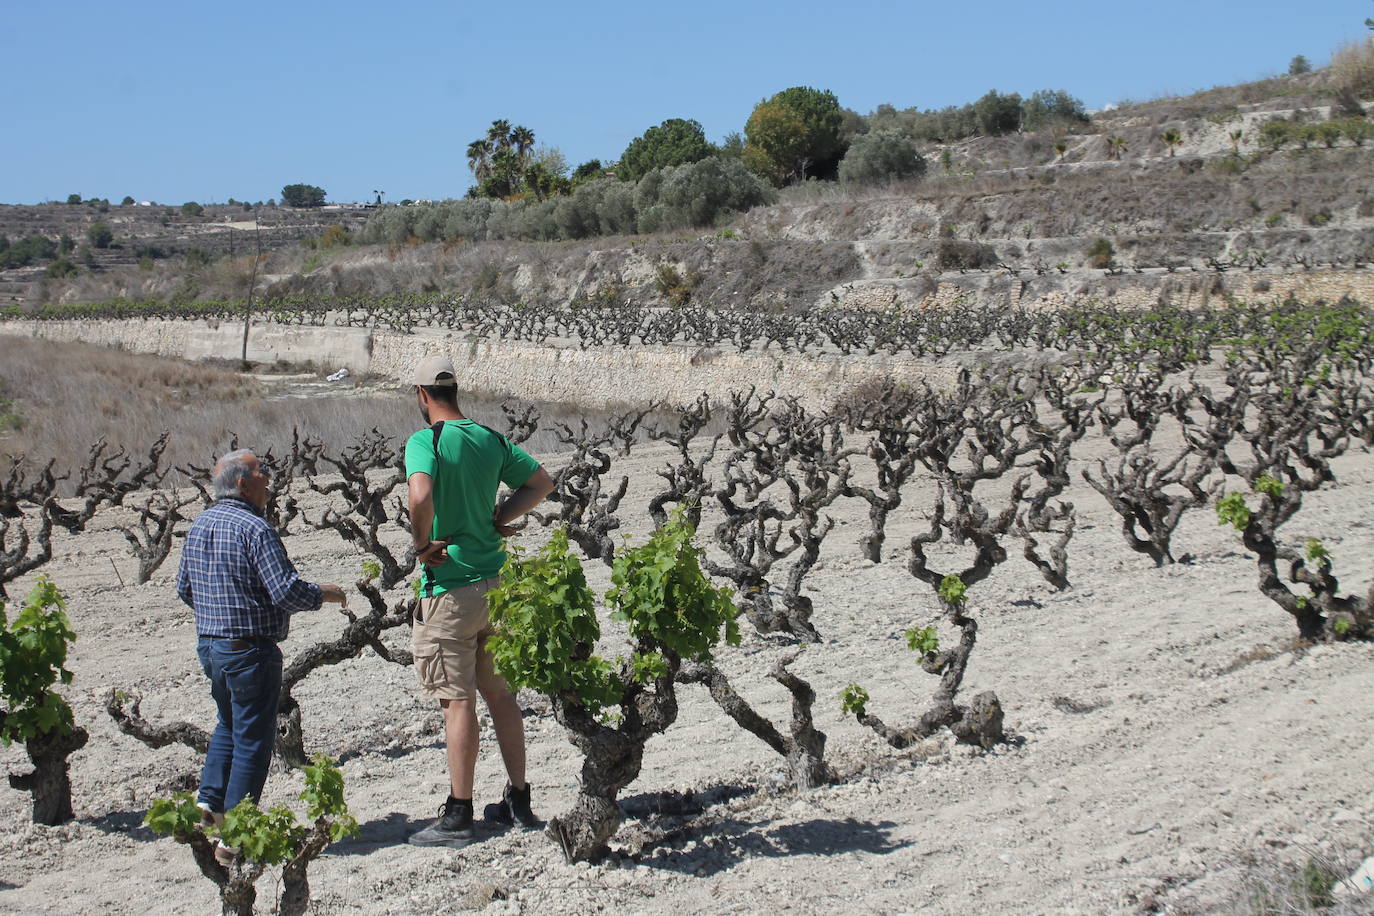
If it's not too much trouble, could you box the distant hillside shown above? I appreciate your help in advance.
[6,68,1372,313]
[0,202,368,306]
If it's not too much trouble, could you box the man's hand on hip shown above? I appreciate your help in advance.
[320,584,347,607]
[493,508,519,537]
[417,541,450,568]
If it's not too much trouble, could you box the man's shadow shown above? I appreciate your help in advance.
[328,811,430,856]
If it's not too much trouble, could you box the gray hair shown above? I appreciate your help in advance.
[211,449,257,500]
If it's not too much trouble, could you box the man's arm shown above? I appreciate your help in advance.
[495,466,555,534]
[407,472,447,567]
[252,527,326,613]
[175,547,194,609]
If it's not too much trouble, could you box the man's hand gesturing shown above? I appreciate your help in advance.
[320,584,348,608]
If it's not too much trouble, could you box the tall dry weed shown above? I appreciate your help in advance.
[0,339,627,489]
[1332,37,1374,97]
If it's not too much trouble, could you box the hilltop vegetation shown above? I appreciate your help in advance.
[2,38,1372,311]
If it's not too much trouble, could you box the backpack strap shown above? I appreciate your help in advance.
[421,421,445,599]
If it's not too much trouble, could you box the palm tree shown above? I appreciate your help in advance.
[510,125,536,163]
[1229,129,1244,156]
[487,119,512,150]
[1161,128,1183,157]
[467,140,493,180]
[1106,136,1127,161]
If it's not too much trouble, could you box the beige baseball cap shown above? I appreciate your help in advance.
[414,355,457,386]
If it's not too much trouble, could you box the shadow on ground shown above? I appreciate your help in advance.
[631,815,913,878]
[79,808,158,842]
[335,738,444,766]
[330,811,429,856]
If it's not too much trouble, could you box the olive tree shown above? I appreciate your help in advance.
[838,130,927,185]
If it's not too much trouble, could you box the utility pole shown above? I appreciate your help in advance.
[240,216,261,367]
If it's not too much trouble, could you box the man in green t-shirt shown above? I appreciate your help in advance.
[403,355,554,848]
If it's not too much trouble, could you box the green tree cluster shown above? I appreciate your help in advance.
[866,88,1090,142]
[366,156,772,245]
[0,234,58,268]
[1021,89,1091,130]
[280,184,326,207]
[570,159,608,187]
[743,86,846,185]
[617,118,715,182]
[467,120,569,200]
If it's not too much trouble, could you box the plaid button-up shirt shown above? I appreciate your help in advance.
[176,497,322,640]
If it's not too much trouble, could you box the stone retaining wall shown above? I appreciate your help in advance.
[5,271,1365,409]
[0,319,955,410]
[0,318,373,372]
[828,269,1374,312]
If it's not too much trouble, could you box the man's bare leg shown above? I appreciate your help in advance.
[481,685,527,788]
[440,698,478,798]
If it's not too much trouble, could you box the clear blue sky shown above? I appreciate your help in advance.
[1,0,1364,205]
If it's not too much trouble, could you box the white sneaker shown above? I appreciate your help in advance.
[196,802,225,831]
[213,840,238,866]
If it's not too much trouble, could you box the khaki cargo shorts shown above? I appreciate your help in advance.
[411,576,509,701]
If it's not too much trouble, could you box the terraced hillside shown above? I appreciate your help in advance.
[5,70,1372,312]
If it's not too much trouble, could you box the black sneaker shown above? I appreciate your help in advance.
[407,798,476,848]
[485,783,541,829]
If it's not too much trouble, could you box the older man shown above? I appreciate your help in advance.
[176,448,345,855]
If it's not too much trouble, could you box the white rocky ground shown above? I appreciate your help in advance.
[1,426,1372,915]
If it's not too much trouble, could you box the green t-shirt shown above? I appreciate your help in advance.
[404,419,540,595]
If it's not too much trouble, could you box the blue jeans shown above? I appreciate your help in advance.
[195,637,283,813]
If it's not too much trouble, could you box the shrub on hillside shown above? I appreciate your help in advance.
[1,235,57,269]
[318,225,350,248]
[654,157,776,229]
[973,90,1024,136]
[180,201,203,217]
[1332,37,1374,97]
[837,130,927,185]
[1021,89,1090,131]
[555,178,637,238]
[1086,237,1115,269]
[935,239,997,271]
[86,221,113,250]
[45,258,77,279]
[1339,118,1373,145]
[362,157,770,244]
[361,205,420,245]
[486,198,559,241]
[442,198,495,240]
[593,181,637,236]
[412,205,446,242]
